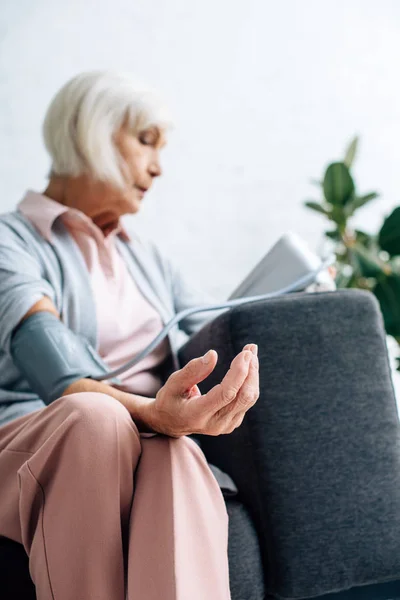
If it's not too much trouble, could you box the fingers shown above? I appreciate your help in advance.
[200,348,253,412]
[236,346,259,412]
[224,412,245,434]
[216,345,259,422]
[184,383,202,399]
[166,349,218,398]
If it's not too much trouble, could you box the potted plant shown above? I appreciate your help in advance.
[304,137,400,367]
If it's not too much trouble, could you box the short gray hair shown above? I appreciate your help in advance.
[42,70,174,188]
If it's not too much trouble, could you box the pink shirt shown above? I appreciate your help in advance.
[18,190,171,398]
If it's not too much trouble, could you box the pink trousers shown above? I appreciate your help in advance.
[0,392,232,600]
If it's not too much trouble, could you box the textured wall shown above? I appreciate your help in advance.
[1,0,400,299]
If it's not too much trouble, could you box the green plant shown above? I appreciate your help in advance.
[304,137,400,364]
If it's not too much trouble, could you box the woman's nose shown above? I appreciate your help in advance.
[149,161,162,178]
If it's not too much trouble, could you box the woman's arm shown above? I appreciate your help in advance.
[62,377,157,433]
[18,301,259,439]
[18,297,157,433]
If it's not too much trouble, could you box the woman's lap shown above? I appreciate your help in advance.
[0,393,232,599]
[0,396,265,598]
[0,400,45,429]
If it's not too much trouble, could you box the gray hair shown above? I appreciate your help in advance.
[42,70,174,188]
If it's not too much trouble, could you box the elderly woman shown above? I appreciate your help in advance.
[0,71,260,600]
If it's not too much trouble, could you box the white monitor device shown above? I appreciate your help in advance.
[228,231,334,301]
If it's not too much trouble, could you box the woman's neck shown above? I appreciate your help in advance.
[42,176,119,238]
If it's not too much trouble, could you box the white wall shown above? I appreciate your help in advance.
[1,0,400,298]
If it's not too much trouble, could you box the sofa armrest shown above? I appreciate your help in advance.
[178,289,400,599]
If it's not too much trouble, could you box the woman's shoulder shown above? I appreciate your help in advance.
[0,209,20,231]
[121,220,166,260]
[0,211,28,243]
[0,210,43,250]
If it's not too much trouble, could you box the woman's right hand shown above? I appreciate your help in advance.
[149,344,259,437]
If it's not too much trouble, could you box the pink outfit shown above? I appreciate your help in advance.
[0,394,231,599]
[0,191,232,599]
[18,191,171,398]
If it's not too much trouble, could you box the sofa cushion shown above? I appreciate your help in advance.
[180,290,400,599]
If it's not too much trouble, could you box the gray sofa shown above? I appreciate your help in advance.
[2,289,400,599]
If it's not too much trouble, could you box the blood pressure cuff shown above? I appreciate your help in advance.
[10,311,121,405]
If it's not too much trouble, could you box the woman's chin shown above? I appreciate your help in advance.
[123,196,142,214]
[130,201,142,214]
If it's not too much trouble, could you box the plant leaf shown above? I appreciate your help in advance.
[310,178,322,187]
[330,204,347,228]
[323,162,355,206]
[378,207,400,257]
[344,192,378,218]
[325,229,341,241]
[352,192,379,210]
[350,244,385,278]
[344,136,359,169]
[355,229,375,249]
[374,274,400,337]
[335,269,355,289]
[304,201,330,216]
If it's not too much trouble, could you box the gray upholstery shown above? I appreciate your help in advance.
[179,289,400,599]
[226,498,265,600]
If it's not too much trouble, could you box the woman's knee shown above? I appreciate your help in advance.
[58,392,140,439]
[179,435,207,459]
[163,435,216,475]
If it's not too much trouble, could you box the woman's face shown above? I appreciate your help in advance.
[71,125,167,234]
[113,124,166,214]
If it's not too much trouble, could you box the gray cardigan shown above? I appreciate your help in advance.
[0,208,236,494]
